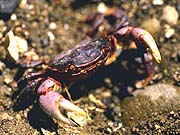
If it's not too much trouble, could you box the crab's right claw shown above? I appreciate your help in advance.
[115,26,161,63]
[132,28,161,63]
[39,91,91,126]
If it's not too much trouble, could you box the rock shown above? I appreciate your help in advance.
[120,83,179,129]
[133,83,178,101]
[6,30,19,61]
[161,5,179,25]
[5,30,28,61]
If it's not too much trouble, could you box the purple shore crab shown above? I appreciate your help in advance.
[17,8,161,126]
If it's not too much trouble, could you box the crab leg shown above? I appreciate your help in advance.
[37,78,90,126]
[84,7,129,37]
[115,26,161,63]
[85,13,104,37]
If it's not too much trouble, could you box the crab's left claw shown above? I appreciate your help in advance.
[39,91,90,126]
[131,28,161,63]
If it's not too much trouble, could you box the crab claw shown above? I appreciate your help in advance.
[131,28,161,63]
[39,91,90,126]
[115,26,161,63]
[37,78,90,126]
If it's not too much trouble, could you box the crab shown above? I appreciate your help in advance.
[16,7,161,126]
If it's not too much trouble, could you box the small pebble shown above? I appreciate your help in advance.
[19,0,27,9]
[107,127,112,133]
[97,2,108,14]
[101,91,111,98]
[170,111,174,115]
[10,14,17,21]
[104,77,111,84]
[49,22,57,30]
[24,50,39,61]
[1,113,9,120]
[154,124,161,130]
[107,121,123,132]
[1,113,13,120]
[152,0,164,5]
[104,77,113,87]
[47,31,55,41]
[15,35,28,53]
[88,94,105,108]
[163,24,175,39]
[41,128,56,135]
[15,114,21,120]
[0,20,5,26]
[171,51,178,60]
[165,28,175,38]
[4,76,13,84]
[41,38,49,48]
[63,23,69,30]
[161,5,179,25]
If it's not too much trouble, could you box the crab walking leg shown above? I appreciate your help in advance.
[37,78,90,126]
[135,53,155,88]
[115,26,161,63]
